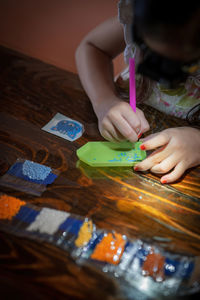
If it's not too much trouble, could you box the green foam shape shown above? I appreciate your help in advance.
[76,141,146,167]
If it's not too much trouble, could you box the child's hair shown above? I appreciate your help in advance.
[133,0,200,47]
[186,104,200,128]
[132,0,200,126]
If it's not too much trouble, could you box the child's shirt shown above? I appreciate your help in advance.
[117,0,200,119]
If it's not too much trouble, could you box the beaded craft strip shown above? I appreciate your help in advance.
[0,194,199,298]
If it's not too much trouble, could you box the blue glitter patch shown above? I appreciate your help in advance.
[22,160,51,180]
[134,247,150,266]
[87,232,104,252]
[7,161,57,185]
[14,205,39,223]
[51,120,82,140]
[164,257,194,279]
[59,217,83,235]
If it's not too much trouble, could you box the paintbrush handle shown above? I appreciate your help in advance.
[129,57,136,112]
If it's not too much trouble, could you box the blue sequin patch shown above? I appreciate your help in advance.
[132,247,150,266]
[14,205,39,223]
[7,161,57,185]
[164,257,194,278]
[51,120,82,139]
[59,217,83,235]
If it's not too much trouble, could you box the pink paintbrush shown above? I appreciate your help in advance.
[129,57,136,113]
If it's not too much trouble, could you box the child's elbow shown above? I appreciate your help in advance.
[75,39,88,63]
[75,42,82,62]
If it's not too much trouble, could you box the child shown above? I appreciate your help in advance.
[75,0,200,184]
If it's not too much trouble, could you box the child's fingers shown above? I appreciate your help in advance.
[101,129,119,142]
[140,131,170,151]
[134,145,171,171]
[121,110,141,137]
[111,127,127,141]
[112,115,138,142]
[100,119,118,141]
[114,128,128,141]
[140,118,150,134]
[122,107,150,137]
[101,121,125,142]
[136,109,150,135]
[100,103,149,142]
[160,161,188,184]
[139,119,150,138]
[121,104,150,135]
[140,132,159,143]
[150,154,177,174]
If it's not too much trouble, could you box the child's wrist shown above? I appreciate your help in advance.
[92,95,121,114]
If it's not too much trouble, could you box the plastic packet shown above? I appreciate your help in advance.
[114,239,199,297]
[76,229,105,262]
[70,218,97,258]
[0,173,46,196]
[0,158,59,196]
[9,203,41,235]
[77,230,127,273]
[54,215,92,252]
[0,193,28,234]
[114,240,144,277]
[21,207,69,242]
[1,193,200,298]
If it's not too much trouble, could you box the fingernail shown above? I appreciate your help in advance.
[161,179,167,184]
[134,166,139,171]
[140,144,146,150]
[138,133,142,139]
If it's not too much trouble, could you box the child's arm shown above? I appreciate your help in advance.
[134,127,200,183]
[75,17,149,142]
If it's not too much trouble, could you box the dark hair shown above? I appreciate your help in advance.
[132,0,200,127]
[134,0,200,25]
[186,104,200,128]
[133,0,200,46]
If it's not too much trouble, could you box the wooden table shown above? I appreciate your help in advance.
[0,45,200,300]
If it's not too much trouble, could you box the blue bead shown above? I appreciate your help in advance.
[59,217,83,236]
[164,257,194,278]
[15,206,39,223]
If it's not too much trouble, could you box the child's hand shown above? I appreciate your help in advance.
[96,99,150,142]
[134,127,200,183]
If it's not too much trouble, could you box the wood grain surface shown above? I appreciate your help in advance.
[0,45,200,300]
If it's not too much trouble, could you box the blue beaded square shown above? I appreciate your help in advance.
[7,161,58,185]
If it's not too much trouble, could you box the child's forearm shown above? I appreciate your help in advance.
[75,40,119,113]
[75,18,150,142]
[75,17,125,115]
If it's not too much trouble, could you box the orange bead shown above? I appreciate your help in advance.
[142,252,165,281]
[0,194,26,220]
[91,232,126,265]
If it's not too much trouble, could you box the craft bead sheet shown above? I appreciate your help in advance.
[27,208,70,235]
[42,112,84,141]
[0,194,199,299]
[0,158,59,196]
